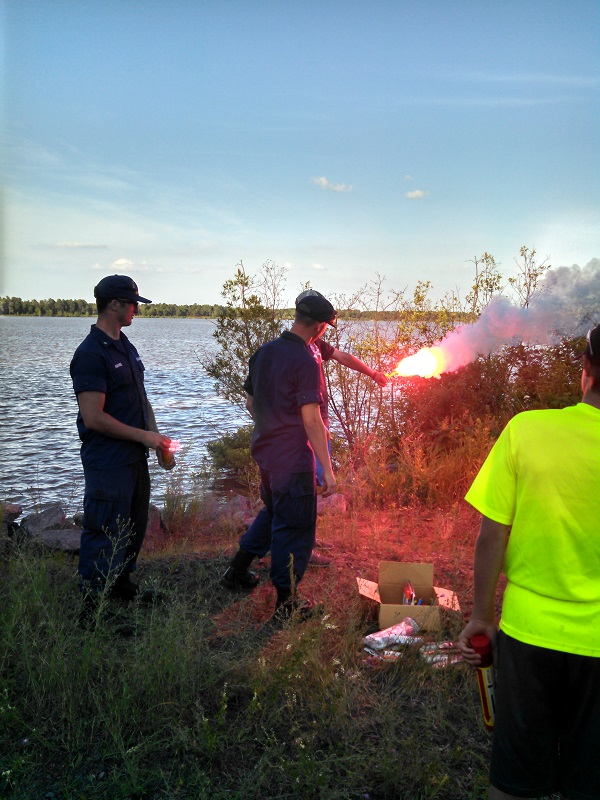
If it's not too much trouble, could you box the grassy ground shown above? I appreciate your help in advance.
[1,502,505,800]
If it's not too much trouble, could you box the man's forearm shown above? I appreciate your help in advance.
[333,350,387,386]
[147,401,158,433]
[83,406,149,443]
[301,405,332,473]
[471,516,511,624]
[335,350,374,377]
[78,393,168,451]
[301,402,336,496]
[303,419,330,471]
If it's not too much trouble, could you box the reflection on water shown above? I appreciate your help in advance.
[0,317,249,516]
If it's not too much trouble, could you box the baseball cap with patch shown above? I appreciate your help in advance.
[93,275,152,304]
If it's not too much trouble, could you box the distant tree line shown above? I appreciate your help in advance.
[0,295,468,322]
[138,303,226,317]
[0,297,227,317]
[0,297,97,316]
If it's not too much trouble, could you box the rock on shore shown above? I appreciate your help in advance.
[1,490,347,554]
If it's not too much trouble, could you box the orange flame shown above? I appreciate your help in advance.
[391,346,446,379]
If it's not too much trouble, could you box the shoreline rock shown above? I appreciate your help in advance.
[1,490,348,555]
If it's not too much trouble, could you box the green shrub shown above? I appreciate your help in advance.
[205,425,254,473]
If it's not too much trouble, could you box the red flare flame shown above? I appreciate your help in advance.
[391,347,447,379]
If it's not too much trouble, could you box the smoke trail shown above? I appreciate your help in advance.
[434,258,600,375]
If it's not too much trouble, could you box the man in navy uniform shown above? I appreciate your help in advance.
[70,275,174,603]
[297,289,388,565]
[221,291,337,620]
[295,289,387,485]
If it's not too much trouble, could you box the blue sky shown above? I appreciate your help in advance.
[2,0,599,306]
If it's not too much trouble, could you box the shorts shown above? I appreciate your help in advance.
[490,631,600,800]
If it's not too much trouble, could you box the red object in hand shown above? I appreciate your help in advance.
[471,634,495,732]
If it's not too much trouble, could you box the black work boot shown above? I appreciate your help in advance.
[108,573,161,605]
[271,586,320,624]
[108,573,139,602]
[78,592,136,637]
[221,549,260,591]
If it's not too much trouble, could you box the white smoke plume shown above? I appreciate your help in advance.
[432,259,600,375]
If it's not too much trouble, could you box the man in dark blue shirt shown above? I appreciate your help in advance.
[221,292,337,620]
[70,275,174,603]
[295,289,388,487]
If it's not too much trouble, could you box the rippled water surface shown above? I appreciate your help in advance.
[0,317,248,516]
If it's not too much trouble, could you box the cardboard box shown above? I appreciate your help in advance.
[356,561,460,631]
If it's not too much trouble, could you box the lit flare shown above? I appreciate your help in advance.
[389,347,447,379]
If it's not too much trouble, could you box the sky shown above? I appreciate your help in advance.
[2,0,599,307]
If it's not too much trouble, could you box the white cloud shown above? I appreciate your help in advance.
[112,258,134,268]
[311,176,353,193]
[406,189,428,199]
[311,263,325,271]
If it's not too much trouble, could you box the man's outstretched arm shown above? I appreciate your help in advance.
[331,349,388,387]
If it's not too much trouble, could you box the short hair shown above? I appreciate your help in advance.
[96,297,111,313]
[294,310,323,328]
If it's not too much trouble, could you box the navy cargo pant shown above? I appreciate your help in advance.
[239,469,317,590]
[79,459,150,590]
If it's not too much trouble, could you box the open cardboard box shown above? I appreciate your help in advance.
[356,561,460,631]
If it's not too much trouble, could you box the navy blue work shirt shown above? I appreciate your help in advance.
[243,331,323,473]
[70,325,149,469]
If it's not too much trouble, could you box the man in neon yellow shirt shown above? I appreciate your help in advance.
[458,324,600,800]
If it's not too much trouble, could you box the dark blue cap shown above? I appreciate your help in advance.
[295,290,337,327]
[93,275,152,304]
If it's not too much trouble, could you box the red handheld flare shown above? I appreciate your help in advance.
[471,634,495,732]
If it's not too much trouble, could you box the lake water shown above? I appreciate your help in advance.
[0,317,249,517]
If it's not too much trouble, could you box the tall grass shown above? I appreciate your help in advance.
[0,521,495,800]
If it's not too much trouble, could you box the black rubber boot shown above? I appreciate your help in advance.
[221,549,260,591]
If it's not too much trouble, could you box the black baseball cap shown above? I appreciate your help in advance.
[295,289,337,327]
[577,324,600,364]
[93,275,152,304]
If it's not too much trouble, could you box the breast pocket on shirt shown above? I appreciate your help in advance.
[133,356,145,377]
[106,361,132,389]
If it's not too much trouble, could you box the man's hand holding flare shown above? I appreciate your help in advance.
[157,439,181,471]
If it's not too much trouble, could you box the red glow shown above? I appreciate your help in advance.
[391,347,447,379]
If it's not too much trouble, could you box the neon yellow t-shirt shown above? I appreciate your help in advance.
[465,402,600,657]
